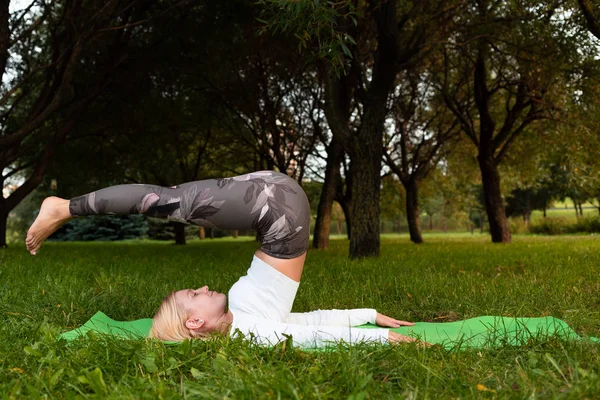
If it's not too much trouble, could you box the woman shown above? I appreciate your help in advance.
[26,171,418,347]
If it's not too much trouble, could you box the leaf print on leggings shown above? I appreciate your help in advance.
[68,170,310,258]
[234,173,303,245]
[179,185,225,227]
[139,193,160,213]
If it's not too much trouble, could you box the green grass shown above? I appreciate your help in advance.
[550,201,596,209]
[531,209,598,222]
[2,236,600,398]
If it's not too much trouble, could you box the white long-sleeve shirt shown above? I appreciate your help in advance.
[228,255,389,348]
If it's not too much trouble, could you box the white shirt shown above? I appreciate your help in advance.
[228,256,389,348]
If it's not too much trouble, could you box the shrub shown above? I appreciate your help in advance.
[508,217,529,234]
[529,217,600,235]
[574,217,600,233]
[50,214,148,241]
[146,218,199,240]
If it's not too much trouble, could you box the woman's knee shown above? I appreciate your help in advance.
[257,172,310,259]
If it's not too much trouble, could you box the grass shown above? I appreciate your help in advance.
[2,235,600,398]
[531,209,598,222]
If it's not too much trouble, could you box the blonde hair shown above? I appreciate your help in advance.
[149,291,195,341]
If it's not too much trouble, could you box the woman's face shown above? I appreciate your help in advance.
[174,286,227,326]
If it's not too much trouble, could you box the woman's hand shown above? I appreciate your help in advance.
[376,312,415,328]
[388,331,433,347]
[388,331,417,343]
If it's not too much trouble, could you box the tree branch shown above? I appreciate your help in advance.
[473,44,495,148]
[5,120,75,210]
[493,107,537,164]
[491,83,529,151]
[324,73,355,153]
[1,160,36,180]
[0,0,9,80]
[578,0,600,40]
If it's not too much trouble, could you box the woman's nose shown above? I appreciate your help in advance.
[199,286,208,293]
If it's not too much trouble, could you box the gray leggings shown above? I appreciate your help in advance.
[69,171,310,259]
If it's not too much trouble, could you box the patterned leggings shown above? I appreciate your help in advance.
[68,171,310,259]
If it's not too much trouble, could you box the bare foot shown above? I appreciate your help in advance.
[26,196,73,255]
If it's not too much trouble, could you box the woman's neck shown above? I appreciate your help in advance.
[214,310,234,335]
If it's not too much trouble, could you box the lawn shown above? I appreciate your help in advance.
[1,235,600,398]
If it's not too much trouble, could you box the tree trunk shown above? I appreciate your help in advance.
[339,198,352,240]
[573,200,579,218]
[199,226,205,239]
[0,0,9,80]
[578,0,600,40]
[477,154,511,243]
[348,143,381,259]
[404,179,423,244]
[174,222,186,245]
[336,220,342,235]
[480,212,484,234]
[0,205,7,248]
[313,138,343,249]
[232,230,238,239]
[543,206,547,218]
[578,203,583,217]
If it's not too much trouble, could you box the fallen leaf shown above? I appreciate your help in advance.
[477,384,496,393]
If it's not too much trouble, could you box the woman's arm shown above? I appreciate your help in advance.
[285,309,415,328]
[235,317,390,347]
[285,309,378,326]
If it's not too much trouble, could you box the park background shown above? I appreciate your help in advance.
[1,0,600,255]
[2,0,600,398]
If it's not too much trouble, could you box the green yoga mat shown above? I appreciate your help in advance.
[59,312,600,349]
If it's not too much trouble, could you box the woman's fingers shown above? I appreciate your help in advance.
[388,331,433,347]
[388,331,416,343]
[376,313,416,328]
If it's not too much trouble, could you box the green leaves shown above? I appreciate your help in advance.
[78,367,108,396]
[141,353,158,374]
[256,0,360,71]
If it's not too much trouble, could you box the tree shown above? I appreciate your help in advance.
[379,174,405,233]
[438,0,593,243]
[505,187,551,227]
[260,0,456,258]
[33,1,257,245]
[0,0,181,247]
[176,2,323,183]
[383,68,459,243]
[577,0,600,40]
[312,135,346,249]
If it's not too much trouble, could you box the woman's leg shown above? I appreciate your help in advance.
[26,171,310,278]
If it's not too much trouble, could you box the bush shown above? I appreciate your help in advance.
[50,214,148,241]
[146,218,200,240]
[508,217,529,234]
[574,217,600,233]
[529,217,600,235]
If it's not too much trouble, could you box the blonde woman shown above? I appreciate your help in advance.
[26,171,416,347]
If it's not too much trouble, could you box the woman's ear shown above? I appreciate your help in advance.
[185,318,205,330]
